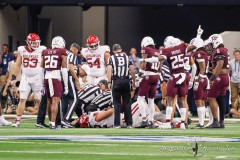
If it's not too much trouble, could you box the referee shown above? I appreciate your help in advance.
[107,44,136,128]
[86,90,112,113]
[62,43,80,127]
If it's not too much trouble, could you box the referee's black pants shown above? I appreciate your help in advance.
[37,94,61,125]
[63,76,80,121]
[112,78,132,126]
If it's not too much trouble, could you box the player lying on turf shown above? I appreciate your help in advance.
[71,101,180,128]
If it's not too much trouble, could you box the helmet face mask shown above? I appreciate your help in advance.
[87,35,100,51]
[26,33,41,50]
[51,36,66,49]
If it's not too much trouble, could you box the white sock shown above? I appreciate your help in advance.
[180,108,186,123]
[137,96,147,119]
[207,106,213,124]
[16,115,21,124]
[0,116,3,121]
[217,107,219,122]
[147,98,154,122]
[197,107,205,126]
[50,121,55,126]
[166,106,173,123]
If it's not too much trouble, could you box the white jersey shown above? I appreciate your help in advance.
[121,102,142,128]
[81,45,110,77]
[89,111,114,128]
[18,46,46,76]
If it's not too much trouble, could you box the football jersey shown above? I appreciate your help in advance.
[193,50,208,76]
[160,43,188,74]
[184,52,192,71]
[212,47,230,69]
[42,48,67,71]
[81,45,110,77]
[18,46,46,76]
[141,47,160,73]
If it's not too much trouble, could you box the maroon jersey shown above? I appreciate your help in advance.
[193,50,208,76]
[141,47,160,72]
[161,43,188,74]
[212,47,229,69]
[42,48,67,71]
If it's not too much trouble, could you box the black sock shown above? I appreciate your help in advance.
[217,95,226,123]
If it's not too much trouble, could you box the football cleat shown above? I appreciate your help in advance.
[35,123,49,128]
[61,120,74,128]
[219,122,225,128]
[113,125,121,129]
[194,124,205,129]
[0,119,12,126]
[180,123,186,129]
[135,120,148,128]
[205,121,220,128]
[11,123,20,127]
[49,124,56,130]
[160,123,172,129]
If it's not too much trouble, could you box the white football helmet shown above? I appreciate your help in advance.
[208,34,223,49]
[51,36,66,49]
[141,36,155,48]
[173,38,181,46]
[164,36,175,48]
[190,38,204,52]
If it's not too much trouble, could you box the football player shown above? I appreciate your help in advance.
[141,26,204,129]
[80,35,110,85]
[135,36,160,128]
[190,38,209,128]
[41,36,68,129]
[206,34,230,128]
[11,33,46,127]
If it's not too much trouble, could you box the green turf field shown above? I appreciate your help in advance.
[0,116,240,160]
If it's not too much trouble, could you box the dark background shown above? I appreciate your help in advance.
[1,0,240,53]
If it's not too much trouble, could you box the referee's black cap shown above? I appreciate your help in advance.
[98,79,108,88]
[112,44,122,51]
[71,43,81,53]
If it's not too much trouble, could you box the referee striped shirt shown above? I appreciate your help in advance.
[67,50,78,74]
[108,52,132,78]
[161,63,170,81]
[78,84,101,104]
[90,90,112,111]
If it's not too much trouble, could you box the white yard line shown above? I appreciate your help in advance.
[0,150,163,156]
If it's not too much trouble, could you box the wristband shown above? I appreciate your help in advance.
[210,75,216,81]
[12,74,16,81]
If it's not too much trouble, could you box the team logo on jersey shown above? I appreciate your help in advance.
[216,49,220,54]
[216,77,221,81]
[198,53,201,57]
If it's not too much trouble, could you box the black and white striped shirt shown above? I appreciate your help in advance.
[159,62,170,83]
[78,84,101,104]
[108,53,132,79]
[90,90,112,110]
[67,50,78,75]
